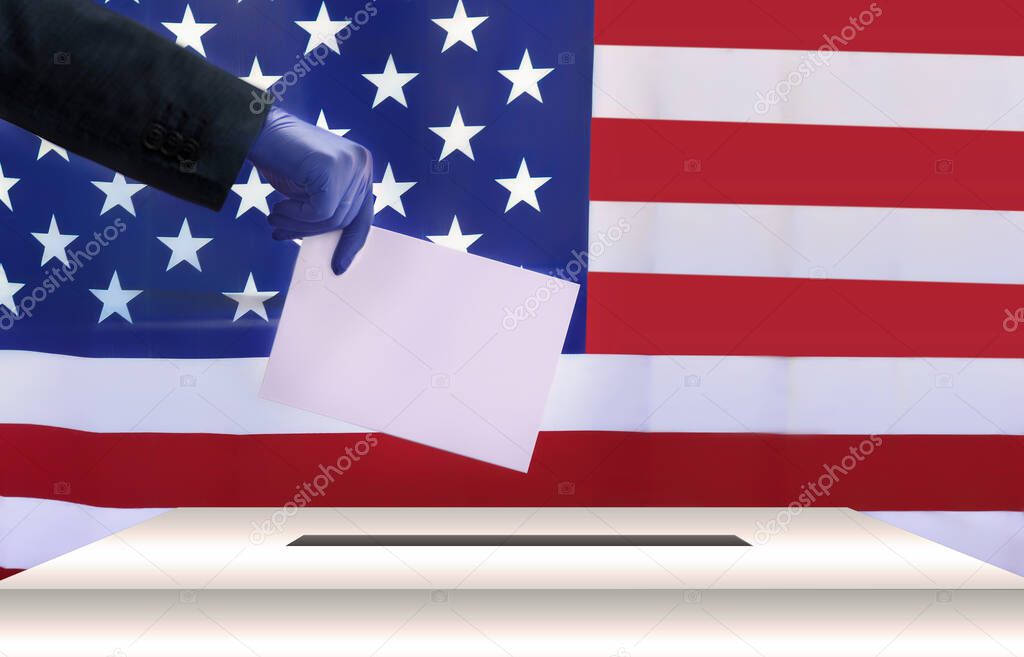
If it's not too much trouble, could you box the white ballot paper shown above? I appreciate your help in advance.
[261,228,579,472]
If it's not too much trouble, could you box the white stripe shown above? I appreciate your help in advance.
[0,497,166,570]
[0,350,369,435]
[590,201,1024,284]
[1,351,1023,435]
[594,44,1024,131]
[546,354,1024,434]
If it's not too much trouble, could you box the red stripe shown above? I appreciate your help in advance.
[586,272,1023,358]
[0,568,24,581]
[595,0,1024,56]
[591,118,1024,211]
[2,425,1021,510]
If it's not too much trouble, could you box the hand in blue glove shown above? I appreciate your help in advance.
[247,106,375,274]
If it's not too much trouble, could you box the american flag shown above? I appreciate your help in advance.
[1,0,1023,578]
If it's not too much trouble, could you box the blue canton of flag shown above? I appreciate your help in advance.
[0,0,594,357]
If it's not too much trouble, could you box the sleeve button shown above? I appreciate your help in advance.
[143,122,165,150]
[179,138,200,161]
[161,131,183,157]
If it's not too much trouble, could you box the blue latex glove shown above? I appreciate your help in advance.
[247,106,375,274]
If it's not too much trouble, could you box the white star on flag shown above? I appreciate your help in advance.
[499,50,554,103]
[90,271,142,323]
[316,110,349,137]
[0,264,24,315]
[362,55,419,108]
[31,215,78,266]
[427,216,482,252]
[157,219,213,272]
[429,107,485,160]
[0,162,19,211]
[496,158,551,212]
[317,110,350,137]
[432,0,488,52]
[162,5,215,57]
[296,2,350,55]
[37,137,68,161]
[240,57,281,91]
[373,164,417,216]
[92,173,146,217]
[223,273,279,321]
[232,167,275,218]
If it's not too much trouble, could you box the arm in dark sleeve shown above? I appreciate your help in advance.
[0,0,269,210]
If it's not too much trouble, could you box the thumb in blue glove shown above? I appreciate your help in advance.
[247,106,375,274]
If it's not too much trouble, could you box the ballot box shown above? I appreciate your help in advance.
[1,507,1022,656]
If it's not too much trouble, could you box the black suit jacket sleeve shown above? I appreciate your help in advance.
[0,0,269,210]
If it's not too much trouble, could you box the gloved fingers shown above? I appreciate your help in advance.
[316,173,374,232]
[270,197,371,243]
[267,199,346,233]
[256,167,304,198]
[268,221,344,239]
[269,192,373,244]
[267,213,338,235]
[307,154,374,225]
[331,193,375,275]
[271,228,323,241]
[300,159,346,222]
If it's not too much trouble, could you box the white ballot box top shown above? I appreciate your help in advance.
[3,507,1020,591]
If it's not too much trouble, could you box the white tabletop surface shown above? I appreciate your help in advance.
[3,507,1020,590]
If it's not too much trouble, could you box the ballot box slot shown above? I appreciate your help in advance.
[288,535,750,547]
